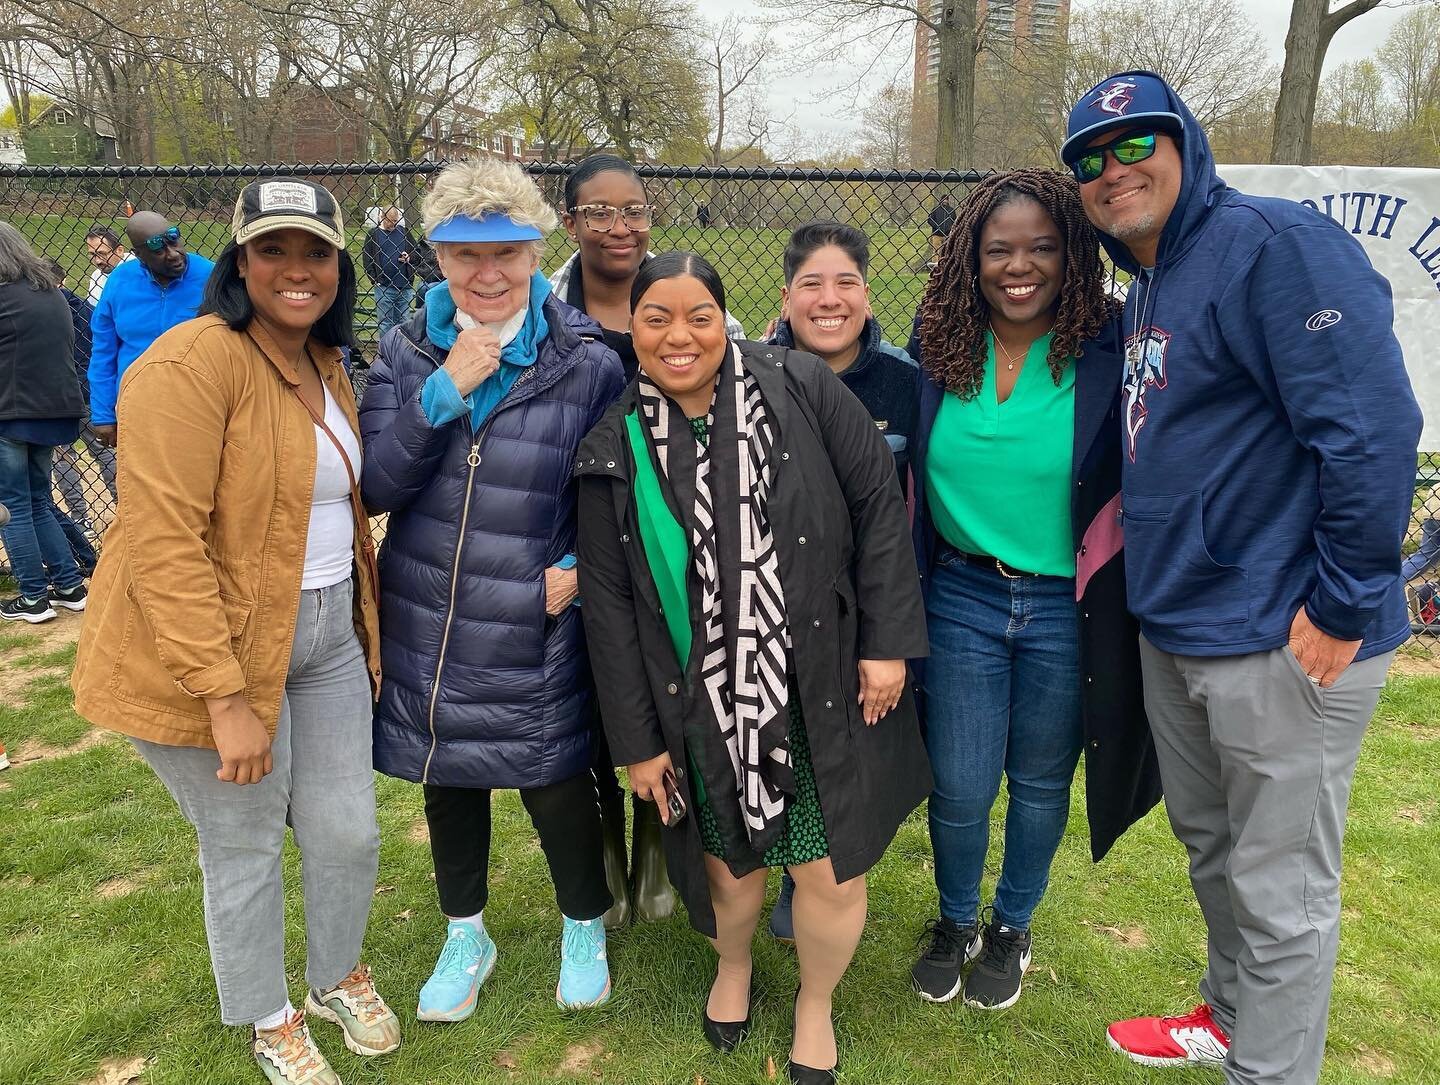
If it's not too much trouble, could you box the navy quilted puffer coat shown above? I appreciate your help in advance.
[360,296,625,788]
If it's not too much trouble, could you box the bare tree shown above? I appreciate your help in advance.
[761,0,981,169]
[519,0,708,159]
[1376,5,1440,126]
[242,0,508,163]
[858,82,912,169]
[2,0,183,162]
[702,16,779,167]
[1271,0,1384,164]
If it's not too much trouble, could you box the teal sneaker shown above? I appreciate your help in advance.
[556,916,611,1008]
[417,920,496,1022]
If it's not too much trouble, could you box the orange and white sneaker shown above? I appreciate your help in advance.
[304,964,401,1056]
[252,1010,339,1085]
[1107,1003,1230,1067]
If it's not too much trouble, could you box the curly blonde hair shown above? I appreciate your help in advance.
[422,157,558,239]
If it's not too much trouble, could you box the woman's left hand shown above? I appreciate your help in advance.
[544,565,579,615]
[857,658,906,726]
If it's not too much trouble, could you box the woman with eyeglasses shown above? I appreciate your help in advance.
[549,154,746,930]
[87,212,214,448]
[73,179,398,1085]
[906,169,1162,1012]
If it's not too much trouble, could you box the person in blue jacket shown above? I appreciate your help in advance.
[359,156,625,1020]
[87,211,214,446]
[1062,71,1422,1083]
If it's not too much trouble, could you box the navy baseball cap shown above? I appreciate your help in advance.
[1061,72,1184,166]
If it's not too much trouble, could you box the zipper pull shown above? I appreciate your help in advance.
[466,443,481,467]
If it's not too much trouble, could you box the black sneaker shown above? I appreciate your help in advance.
[911,917,983,1003]
[51,584,87,612]
[0,594,56,623]
[963,916,1032,1010]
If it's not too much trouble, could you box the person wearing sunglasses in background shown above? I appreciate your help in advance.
[548,153,745,931]
[88,211,214,448]
[1062,72,1421,1083]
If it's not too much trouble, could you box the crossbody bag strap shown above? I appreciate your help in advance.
[293,352,380,595]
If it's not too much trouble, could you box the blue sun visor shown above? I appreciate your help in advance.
[427,212,544,243]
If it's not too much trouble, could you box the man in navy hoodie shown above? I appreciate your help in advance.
[1062,72,1421,1084]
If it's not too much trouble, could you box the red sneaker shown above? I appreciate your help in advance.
[1107,1003,1230,1067]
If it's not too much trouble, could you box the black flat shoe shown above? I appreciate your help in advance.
[787,1059,838,1084]
[702,1009,751,1053]
[788,989,838,1082]
[702,976,753,1053]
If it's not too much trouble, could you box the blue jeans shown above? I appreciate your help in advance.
[0,437,83,598]
[922,549,1083,930]
[374,285,414,338]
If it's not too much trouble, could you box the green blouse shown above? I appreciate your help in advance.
[924,331,1076,577]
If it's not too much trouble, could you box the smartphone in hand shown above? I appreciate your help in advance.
[661,767,688,826]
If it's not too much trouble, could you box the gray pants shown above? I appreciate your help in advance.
[1139,638,1393,1085]
[135,579,378,1026]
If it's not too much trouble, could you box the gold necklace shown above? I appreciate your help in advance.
[990,325,1025,372]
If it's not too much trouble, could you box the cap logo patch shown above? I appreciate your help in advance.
[258,181,318,214]
[1306,309,1342,332]
[1091,79,1139,116]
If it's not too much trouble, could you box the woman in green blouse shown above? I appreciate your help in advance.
[576,252,929,1084]
[906,170,1139,1013]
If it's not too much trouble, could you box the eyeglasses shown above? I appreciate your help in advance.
[1071,131,1158,184]
[143,226,182,252]
[569,204,653,232]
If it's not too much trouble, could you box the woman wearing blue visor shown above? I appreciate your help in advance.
[359,157,625,1018]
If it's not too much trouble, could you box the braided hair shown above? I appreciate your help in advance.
[917,168,1119,400]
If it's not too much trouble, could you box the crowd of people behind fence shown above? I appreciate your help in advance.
[0,70,1428,1085]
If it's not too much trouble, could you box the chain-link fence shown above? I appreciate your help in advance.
[2,161,1437,650]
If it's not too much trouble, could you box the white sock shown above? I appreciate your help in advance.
[448,911,486,937]
[253,1003,296,1032]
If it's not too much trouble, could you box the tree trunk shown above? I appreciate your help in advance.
[1271,0,1382,164]
[934,0,978,169]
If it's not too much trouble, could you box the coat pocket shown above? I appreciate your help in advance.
[1120,491,1249,628]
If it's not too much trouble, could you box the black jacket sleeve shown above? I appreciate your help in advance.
[576,474,669,766]
[361,229,380,281]
[794,351,929,660]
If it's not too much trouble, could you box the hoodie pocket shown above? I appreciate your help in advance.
[1121,492,1249,628]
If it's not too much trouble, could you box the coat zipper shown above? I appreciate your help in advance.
[418,365,537,783]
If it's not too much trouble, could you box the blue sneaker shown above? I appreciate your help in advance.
[769,871,796,944]
[417,920,496,1022]
[556,916,611,1008]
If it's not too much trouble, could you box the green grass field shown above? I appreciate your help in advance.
[4,212,934,351]
[1,626,1437,1085]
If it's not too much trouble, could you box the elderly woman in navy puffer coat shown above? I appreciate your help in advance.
[360,157,625,1019]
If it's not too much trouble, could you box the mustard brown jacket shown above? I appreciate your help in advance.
[72,315,381,747]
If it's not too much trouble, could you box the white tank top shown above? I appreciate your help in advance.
[301,384,362,590]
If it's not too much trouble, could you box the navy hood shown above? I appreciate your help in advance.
[1074,70,1229,275]
[771,315,884,376]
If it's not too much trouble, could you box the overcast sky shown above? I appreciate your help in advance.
[706,0,1412,150]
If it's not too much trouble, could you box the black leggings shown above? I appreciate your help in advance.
[424,772,612,921]
[592,717,624,802]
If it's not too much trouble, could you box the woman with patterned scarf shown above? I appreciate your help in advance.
[576,252,931,1084]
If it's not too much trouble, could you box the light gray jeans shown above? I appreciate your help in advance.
[1139,637,1394,1085]
[135,578,378,1026]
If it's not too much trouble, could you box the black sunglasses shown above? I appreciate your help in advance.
[1071,131,1158,184]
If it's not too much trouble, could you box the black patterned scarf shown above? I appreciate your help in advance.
[636,345,793,850]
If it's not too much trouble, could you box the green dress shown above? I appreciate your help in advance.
[625,411,829,867]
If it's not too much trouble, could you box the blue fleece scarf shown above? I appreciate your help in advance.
[425,270,551,366]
